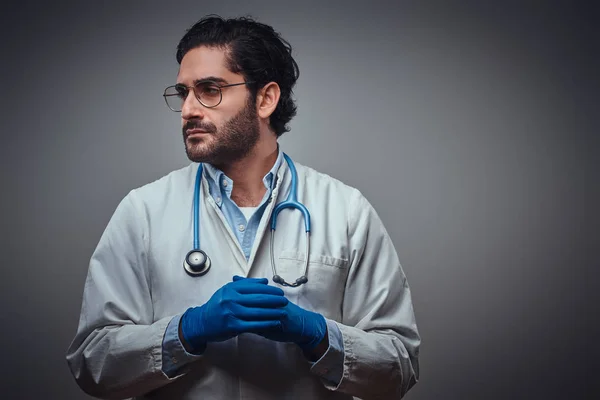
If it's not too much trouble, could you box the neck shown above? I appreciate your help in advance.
[217,140,279,207]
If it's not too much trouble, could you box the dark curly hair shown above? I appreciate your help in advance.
[176,15,299,137]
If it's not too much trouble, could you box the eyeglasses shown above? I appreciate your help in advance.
[163,80,254,112]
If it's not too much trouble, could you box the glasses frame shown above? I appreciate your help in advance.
[163,80,254,112]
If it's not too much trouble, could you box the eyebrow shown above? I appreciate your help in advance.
[176,76,229,86]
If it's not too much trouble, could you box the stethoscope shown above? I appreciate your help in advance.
[183,153,311,288]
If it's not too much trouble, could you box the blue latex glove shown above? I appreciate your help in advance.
[180,276,288,353]
[233,276,327,352]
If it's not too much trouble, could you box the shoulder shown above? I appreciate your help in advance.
[126,162,197,209]
[293,160,365,206]
[292,160,374,230]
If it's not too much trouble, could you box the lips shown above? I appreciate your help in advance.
[186,129,210,138]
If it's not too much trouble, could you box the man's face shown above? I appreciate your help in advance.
[177,46,259,165]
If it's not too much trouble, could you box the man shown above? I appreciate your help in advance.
[66,15,420,399]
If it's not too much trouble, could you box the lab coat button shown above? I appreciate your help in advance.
[238,224,245,232]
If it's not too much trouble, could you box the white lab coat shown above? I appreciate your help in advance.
[66,158,420,400]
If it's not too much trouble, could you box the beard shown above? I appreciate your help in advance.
[182,97,260,166]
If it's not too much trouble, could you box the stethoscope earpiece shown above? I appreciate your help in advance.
[296,276,308,285]
[272,274,308,287]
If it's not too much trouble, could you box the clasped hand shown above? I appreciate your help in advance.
[180,276,326,354]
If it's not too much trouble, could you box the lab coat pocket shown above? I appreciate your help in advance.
[277,249,349,321]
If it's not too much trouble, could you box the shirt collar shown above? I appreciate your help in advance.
[203,146,284,202]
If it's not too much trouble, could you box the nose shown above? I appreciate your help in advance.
[181,90,205,120]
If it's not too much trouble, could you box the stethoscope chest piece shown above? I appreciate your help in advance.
[184,249,211,277]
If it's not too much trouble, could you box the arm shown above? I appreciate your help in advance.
[65,190,188,399]
[312,189,421,399]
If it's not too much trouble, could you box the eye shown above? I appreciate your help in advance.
[174,85,189,99]
[197,82,220,97]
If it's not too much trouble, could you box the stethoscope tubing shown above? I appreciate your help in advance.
[193,162,203,250]
[188,153,311,287]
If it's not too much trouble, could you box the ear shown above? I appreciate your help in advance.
[256,82,281,120]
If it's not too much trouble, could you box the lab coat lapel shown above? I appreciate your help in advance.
[200,165,249,274]
[245,157,290,272]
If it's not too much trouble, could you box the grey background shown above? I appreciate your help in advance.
[0,0,596,399]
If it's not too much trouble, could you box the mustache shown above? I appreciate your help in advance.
[183,120,216,135]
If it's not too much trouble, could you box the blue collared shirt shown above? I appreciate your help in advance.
[202,150,283,260]
[162,148,344,385]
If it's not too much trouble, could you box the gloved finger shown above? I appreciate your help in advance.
[234,282,285,296]
[236,293,289,308]
[231,304,287,321]
[232,276,268,284]
[233,320,282,334]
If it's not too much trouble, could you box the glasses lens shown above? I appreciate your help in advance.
[195,82,222,107]
[164,86,185,111]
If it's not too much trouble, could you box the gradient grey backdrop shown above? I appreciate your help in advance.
[1,1,596,399]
